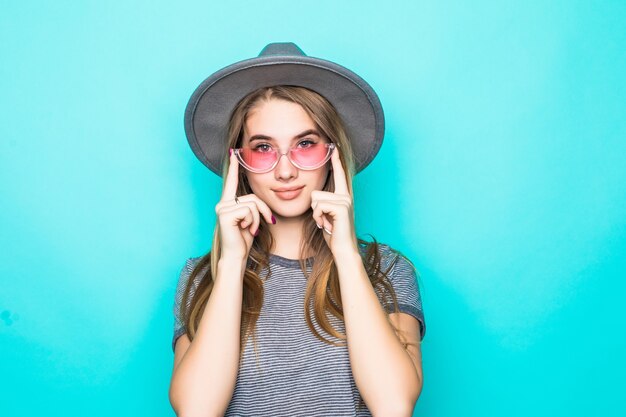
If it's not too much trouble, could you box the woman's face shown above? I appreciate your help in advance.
[241,98,331,221]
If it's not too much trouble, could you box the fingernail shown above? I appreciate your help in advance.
[316,223,322,229]
[271,215,276,224]
[253,229,259,237]
[229,148,232,156]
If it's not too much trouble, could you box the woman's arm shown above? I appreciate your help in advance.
[335,250,423,417]
[169,256,246,417]
[309,150,423,416]
[169,148,274,416]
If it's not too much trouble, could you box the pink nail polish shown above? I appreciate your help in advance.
[254,229,259,237]
[271,215,276,224]
[229,148,232,156]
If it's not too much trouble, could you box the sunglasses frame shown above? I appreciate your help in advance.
[233,142,336,174]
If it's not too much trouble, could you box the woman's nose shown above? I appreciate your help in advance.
[274,152,298,179]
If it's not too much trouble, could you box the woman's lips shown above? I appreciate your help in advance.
[273,186,304,200]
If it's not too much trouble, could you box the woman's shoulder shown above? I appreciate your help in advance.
[183,245,414,272]
[176,254,209,288]
[187,255,203,268]
[357,240,416,272]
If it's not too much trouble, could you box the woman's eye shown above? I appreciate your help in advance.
[253,143,273,152]
[298,139,316,148]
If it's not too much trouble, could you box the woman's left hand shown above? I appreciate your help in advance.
[311,148,358,257]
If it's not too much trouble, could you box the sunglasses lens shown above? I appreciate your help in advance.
[239,147,277,171]
[238,143,332,172]
[290,143,331,169]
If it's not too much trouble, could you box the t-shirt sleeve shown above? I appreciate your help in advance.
[172,257,202,353]
[379,244,426,341]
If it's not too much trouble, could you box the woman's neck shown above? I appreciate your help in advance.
[268,215,309,260]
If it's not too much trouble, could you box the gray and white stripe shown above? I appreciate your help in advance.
[172,243,425,417]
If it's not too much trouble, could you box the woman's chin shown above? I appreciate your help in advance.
[270,204,313,222]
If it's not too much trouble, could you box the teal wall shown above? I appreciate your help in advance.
[1,1,625,416]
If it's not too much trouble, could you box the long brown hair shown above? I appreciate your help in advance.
[179,86,417,408]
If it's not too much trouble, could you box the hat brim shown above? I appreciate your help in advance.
[184,55,384,177]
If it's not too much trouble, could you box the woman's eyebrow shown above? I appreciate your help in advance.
[249,129,321,142]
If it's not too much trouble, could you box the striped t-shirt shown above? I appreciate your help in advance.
[172,243,426,416]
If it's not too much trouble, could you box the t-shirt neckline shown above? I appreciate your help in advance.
[269,253,314,268]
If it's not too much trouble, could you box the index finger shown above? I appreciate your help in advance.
[331,146,349,195]
[221,149,240,200]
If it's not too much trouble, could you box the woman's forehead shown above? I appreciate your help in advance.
[240,98,329,144]
[245,128,322,142]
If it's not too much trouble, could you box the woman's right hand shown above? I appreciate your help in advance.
[215,149,275,262]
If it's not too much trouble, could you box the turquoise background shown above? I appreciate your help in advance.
[1,1,625,416]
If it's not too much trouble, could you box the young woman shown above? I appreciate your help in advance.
[169,43,426,417]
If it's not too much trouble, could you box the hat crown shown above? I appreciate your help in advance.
[258,42,306,57]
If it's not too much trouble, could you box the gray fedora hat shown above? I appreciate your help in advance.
[184,42,385,176]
